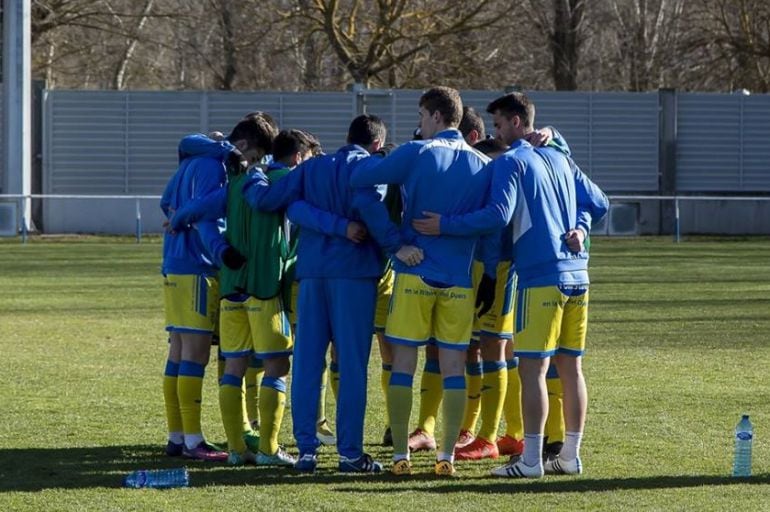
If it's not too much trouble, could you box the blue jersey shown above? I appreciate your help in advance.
[350,129,491,288]
[242,144,398,280]
[160,134,232,276]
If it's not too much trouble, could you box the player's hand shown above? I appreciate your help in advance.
[209,131,226,141]
[475,273,496,317]
[395,245,424,267]
[346,221,368,244]
[524,127,553,147]
[163,209,177,234]
[411,211,442,235]
[222,246,247,269]
[564,228,586,253]
[226,149,248,175]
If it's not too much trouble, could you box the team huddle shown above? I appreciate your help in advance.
[159,86,609,478]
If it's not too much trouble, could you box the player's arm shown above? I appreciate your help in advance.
[160,177,174,218]
[287,200,368,243]
[242,164,304,212]
[194,220,245,270]
[349,143,416,187]
[412,158,517,237]
[352,186,406,254]
[170,187,227,231]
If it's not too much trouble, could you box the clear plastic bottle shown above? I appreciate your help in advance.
[123,467,189,489]
[732,414,753,477]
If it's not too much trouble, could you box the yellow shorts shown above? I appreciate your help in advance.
[472,260,515,340]
[219,295,293,359]
[374,266,395,332]
[163,274,219,334]
[385,272,474,351]
[514,285,589,359]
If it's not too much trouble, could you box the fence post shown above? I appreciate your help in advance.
[135,198,142,243]
[21,195,28,244]
[674,197,680,243]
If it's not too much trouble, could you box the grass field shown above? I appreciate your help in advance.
[1,236,769,511]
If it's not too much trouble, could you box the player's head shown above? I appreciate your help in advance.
[459,106,486,145]
[299,130,323,156]
[473,138,508,159]
[228,114,278,165]
[272,129,317,168]
[486,92,535,145]
[347,114,387,153]
[243,111,279,133]
[418,86,463,138]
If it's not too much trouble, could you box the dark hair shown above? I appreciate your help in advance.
[486,92,535,130]
[347,114,387,147]
[243,111,279,133]
[298,130,323,156]
[419,87,463,127]
[272,129,316,162]
[459,106,486,140]
[228,115,277,154]
[473,138,508,157]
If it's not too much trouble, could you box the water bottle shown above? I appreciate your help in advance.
[123,467,189,489]
[732,414,753,477]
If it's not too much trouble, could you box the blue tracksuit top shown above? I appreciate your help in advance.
[350,129,491,288]
[459,143,607,288]
[160,134,232,276]
[242,144,394,280]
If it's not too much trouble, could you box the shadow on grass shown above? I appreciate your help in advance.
[1,445,769,493]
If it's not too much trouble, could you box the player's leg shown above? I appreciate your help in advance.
[433,282,475,476]
[375,267,394,446]
[244,355,264,430]
[492,285,563,478]
[458,341,481,449]
[547,286,589,475]
[498,342,524,456]
[291,278,331,471]
[385,273,433,474]
[544,361,565,459]
[162,333,184,456]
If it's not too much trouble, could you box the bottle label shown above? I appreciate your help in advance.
[736,432,753,441]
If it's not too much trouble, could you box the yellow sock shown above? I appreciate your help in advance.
[318,365,329,423]
[381,364,392,428]
[163,360,183,435]
[259,377,287,455]
[245,357,264,427]
[478,361,508,441]
[388,372,414,456]
[441,377,466,458]
[219,373,246,453]
[545,364,565,444]
[461,361,483,433]
[329,362,340,402]
[417,358,442,436]
[504,358,523,440]
[177,360,205,440]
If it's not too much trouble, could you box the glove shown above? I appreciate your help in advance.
[221,246,247,270]
[475,273,496,318]
[226,149,248,175]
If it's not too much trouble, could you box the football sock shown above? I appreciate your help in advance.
[218,373,246,453]
[178,360,206,448]
[381,363,392,428]
[562,431,583,460]
[545,363,565,445]
[388,372,414,457]
[478,361,508,441]
[245,356,264,428]
[523,433,544,467]
[259,377,287,455]
[163,360,183,440]
[504,358,524,440]
[440,376,466,461]
[417,358,442,436]
[460,361,483,433]
[329,361,340,402]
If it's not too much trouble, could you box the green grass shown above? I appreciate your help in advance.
[1,236,769,511]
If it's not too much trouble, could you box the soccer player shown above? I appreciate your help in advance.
[350,87,493,477]
[244,114,417,473]
[160,131,249,462]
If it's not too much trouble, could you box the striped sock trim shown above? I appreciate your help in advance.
[424,359,440,373]
[164,360,180,377]
[443,376,466,390]
[482,360,507,372]
[506,357,519,370]
[178,360,205,378]
[466,362,483,376]
[219,373,242,387]
[389,372,413,387]
[261,376,287,393]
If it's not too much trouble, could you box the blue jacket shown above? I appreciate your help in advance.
[160,134,232,276]
[242,144,398,280]
[440,140,608,288]
[350,129,491,288]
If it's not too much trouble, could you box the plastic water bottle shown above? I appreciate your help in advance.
[732,414,753,477]
[123,467,189,489]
